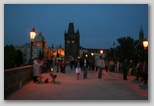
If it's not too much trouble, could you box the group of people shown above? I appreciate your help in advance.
[33,55,148,85]
[33,56,55,83]
[121,58,148,84]
[74,56,148,84]
[56,59,66,73]
[74,56,105,80]
[135,60,148,84]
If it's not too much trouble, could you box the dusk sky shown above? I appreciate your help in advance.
[4,4,148,49]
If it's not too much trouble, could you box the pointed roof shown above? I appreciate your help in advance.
[139,25,144,40]
[67,22,75,34]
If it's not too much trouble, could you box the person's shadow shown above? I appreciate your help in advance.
[54,82,61,84]
[139,84,148,90]
[132,80,148,90]
[132,79,142,84]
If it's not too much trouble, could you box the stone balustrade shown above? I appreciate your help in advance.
[4,65,33,99]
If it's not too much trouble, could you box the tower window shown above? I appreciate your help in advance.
[72,40,75,43]
[67,40,70,43]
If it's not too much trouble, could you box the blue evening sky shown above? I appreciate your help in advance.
[4,4,148,49]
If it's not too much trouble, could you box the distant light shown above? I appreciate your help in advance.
[100,50,103,54]
[50,68,54,72]
[91,52,94,56]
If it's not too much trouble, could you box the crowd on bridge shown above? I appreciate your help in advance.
[32,55,148,85]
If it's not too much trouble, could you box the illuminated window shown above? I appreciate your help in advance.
[72,40,75,43]
[67,40,70,43]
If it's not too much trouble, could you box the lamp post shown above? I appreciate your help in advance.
[100,50,103,58]
[143,38,148,61]
[143,39,148,50]
[91,52,94,56]
[29,28,36,64]
[42,40,45,58]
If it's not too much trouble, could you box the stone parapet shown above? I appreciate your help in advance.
[4,65,33,99]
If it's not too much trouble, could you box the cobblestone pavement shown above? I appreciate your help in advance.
[6,66,148,100]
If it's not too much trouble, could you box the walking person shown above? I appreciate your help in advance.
[61,59,66,73]
[82,56,89,79]
[105,59,110,72]
[97,56,105,79]
[122,58,128,80]
[95,59,98,72]
[135,60,144,81]
[116,60,120,73]
[69,55,74,70]
[142,61,148,84]
[128,60,133,76]
[56,59,61,73]
[75,58,82,80]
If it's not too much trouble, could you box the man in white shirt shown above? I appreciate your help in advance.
[97,56,105,79]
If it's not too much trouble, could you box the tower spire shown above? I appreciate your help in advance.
[68,22,75,34]
[139,25,144,40]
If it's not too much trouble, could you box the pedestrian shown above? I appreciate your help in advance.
[97,56,105,79]
[57,59,61,73]
[69,55,74,70]
[109,60,114,72]
[122,58,128,80]
[128,60,133,76]
[135,60,144,81]
[75,58,82,80]
[142,61,148,84]
[95,59,98,72]
[82,56,89,79]
[33,56,43,83]
[105,59,110,72]
[61,59,66,73]
[116,60,120,73]
[114,61,117,72]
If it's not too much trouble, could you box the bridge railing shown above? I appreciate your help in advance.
[4,65,33,99]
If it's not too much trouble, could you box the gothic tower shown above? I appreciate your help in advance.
[139,26,144,40]
[64,22,80,61]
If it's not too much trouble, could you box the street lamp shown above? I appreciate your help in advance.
[143,39,148,50]
[91,52,94,56]
[100,50,103,57]
[143,38,148,61]
[42,39,45,58]
[29,28,36,64]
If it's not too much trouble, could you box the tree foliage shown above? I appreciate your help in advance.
[115,36,136,62]
[4,45,23,69]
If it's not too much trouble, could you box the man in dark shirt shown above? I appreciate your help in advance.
[122,58,128,80]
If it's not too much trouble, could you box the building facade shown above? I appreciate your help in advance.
[15,32,47,65]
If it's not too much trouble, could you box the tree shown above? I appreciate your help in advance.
[135,39,146,62]
[115,36,136,62]
[4,45,17,69]
[15,49,23,66]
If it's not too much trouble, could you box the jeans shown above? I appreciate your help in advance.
[98,67,103,78]
[83,66,87,78]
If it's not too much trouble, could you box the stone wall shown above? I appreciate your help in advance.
[4,65,33,99]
